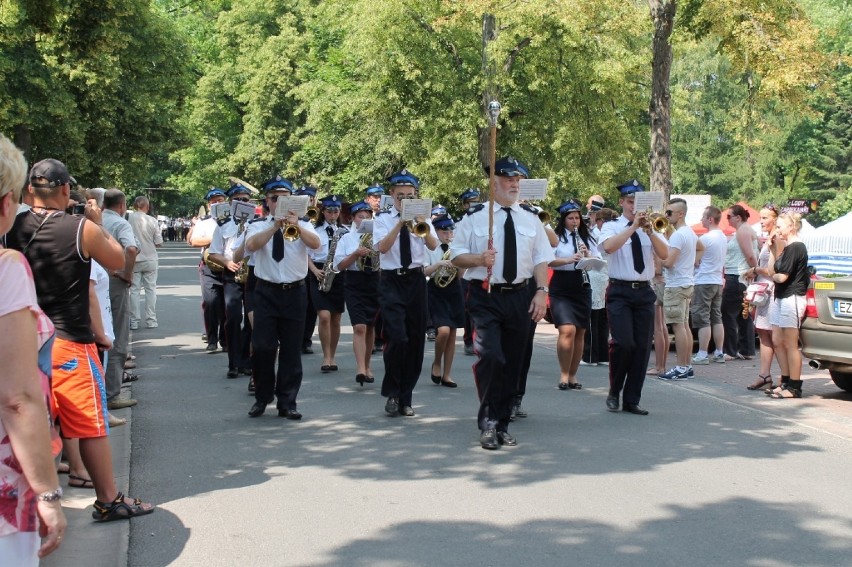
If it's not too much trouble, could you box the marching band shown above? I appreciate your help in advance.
[189,160,672,449]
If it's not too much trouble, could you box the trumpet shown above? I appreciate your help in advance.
[639,207,670,233]
[406,220,430,238]
[282,223,300,241]
[306,206,319,222]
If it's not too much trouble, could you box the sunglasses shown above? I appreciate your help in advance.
[324,207,341,213]
[232,197,251,202]
[266,194,290,202]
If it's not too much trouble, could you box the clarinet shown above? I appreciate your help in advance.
[574,230,591,289]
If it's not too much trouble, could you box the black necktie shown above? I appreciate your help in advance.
[272,228,285,262]
[502,207,517,283]
[440,243,449,253]
[399,223,412,268]
[326,226,334,238]
[629,222,645,274]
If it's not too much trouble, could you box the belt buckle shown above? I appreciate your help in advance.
[630,281,640,289]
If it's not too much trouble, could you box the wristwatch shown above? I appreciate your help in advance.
[37,487,63,502]
[536,286,549,293]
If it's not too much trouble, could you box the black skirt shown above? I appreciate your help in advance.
[308,262,346,313]
[344,270,380,325]
[428,278,465,328]
[549,270,591,329]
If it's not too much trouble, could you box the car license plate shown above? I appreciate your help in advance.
[834,299,852,317]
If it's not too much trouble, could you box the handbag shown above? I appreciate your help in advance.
[745,282,771,307]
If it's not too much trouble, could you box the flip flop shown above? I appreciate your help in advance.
[68,474,95,489]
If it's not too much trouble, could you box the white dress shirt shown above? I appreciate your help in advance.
[552,230,601,272]
[373,208,437,270]
[597,214,662,281]
[245,218,318,284]
[450,201,554,284]
[208,220,240,263]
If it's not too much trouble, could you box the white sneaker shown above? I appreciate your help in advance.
[712,353,726,363]
[691,354,710,365]
[579,360,598,366]
[129,321,139,330]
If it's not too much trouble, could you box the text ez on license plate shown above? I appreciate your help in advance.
[834,299,852,317]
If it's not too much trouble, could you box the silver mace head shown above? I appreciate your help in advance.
[488,100,501,125]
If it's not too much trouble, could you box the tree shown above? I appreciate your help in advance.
[648,0,676,200]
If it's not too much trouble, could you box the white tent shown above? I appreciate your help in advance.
[803,211,852,276]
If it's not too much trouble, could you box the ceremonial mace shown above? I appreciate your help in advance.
[485,99,501,293]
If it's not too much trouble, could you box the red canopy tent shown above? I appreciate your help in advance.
[691,201,759,236]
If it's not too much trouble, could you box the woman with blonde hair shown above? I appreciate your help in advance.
[0,134,66,563]
[745,204,780,390]
[765,212,810,398]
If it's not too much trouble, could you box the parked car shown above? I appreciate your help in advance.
[800,276,852,392]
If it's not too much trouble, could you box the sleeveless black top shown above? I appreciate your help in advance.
[6,210,94,343]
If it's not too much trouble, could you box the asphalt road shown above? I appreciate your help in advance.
[73,242,852,566]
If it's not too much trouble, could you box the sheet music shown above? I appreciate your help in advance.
[273,195,310,219]
[633,191,665,214]
[400,198,432,221]
[356,220,374,234]
[211,202,231,221]
[379,195,394,211]
[518,179,548,201]
[230,200,256,222]
[576,257,607,272]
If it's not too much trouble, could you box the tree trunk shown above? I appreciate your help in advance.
[478,13,498,171]
[13,124,32,162]
[648,0,675,201]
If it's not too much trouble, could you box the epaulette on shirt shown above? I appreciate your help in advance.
[465,204,485,216]
[376,209,392,216]
[248,216,265,224]
[519,204,539,215]
[200,214,212,220]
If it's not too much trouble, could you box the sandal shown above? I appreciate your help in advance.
[57,462,70,475]
[92,491,155,522]
[122,371,140,384]
[747,375,773,391]
[68,474,95,489]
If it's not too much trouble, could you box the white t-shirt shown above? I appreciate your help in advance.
[90,260,114,341]
[664,225,698,288]
[694,229,726,286]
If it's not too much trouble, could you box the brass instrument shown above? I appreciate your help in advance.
[202,248,225,272]
[234,217,250,284]
[282,223,300,241]
[356,233,380,271]
[306,206,319,222]
[407,220,430,238]
[432,249,458,288]
[319,226,348,292]
[537,209,551,225]
[639,207,670,233]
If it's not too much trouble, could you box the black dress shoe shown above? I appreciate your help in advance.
[440,380,458,388]
[248,402,266,418]
[356,373,367,386]
[206,343,218,353]
[558,382,569,390]
[431,374,441,385]
[623,403,649,416]
[239,368,252,376]
[496,431,517,446]
[247,379,255,393]
[399,405,415,417]
[480,429,498,450]
[385,397,399,417]
[321,365,332,373]
[278,408,303,420]
[302,346,313,355]
[606,396,620,412]
[512,404,528,418]
[227,368,239,379]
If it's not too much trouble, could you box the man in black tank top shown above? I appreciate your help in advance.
[5,158,155,520]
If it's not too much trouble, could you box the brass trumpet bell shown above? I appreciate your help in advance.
[282,224,301,241]
[538,210,551,225]
[649,212,670,233]
[306,206,319,221]
[407,220,430,238]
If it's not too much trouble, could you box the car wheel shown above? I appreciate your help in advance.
[829,369,852,392]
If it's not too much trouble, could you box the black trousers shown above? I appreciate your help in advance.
[199,264,225,346]
[468,283,533,432]
[583,308,609,364]
[379,271,427,407]
[222,273,248,370]
[302,275,317,349]
[516,284,537,403]
[252,282,307,411]
[461,279,474,347]
[606,282,655,405]
[721,274,755,357]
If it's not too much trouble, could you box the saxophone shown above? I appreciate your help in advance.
[234,218,249,284]
[432,249,458,288]
[319,226,348,292]
[356,233,380,271]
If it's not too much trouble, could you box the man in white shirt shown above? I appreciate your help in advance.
[128,196,163,329]
[690,206,727,365]
[658,198,701,381]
